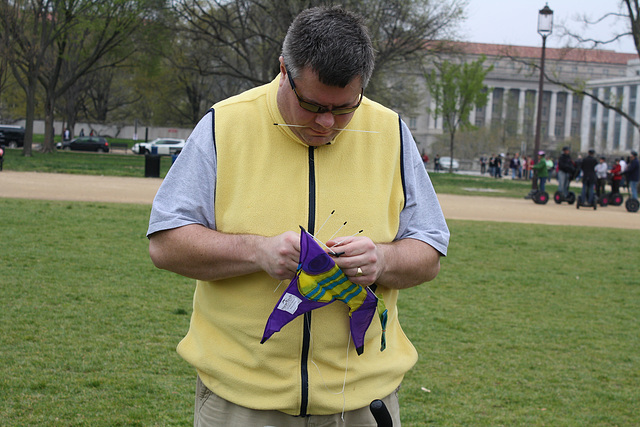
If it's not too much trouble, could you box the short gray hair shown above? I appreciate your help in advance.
[282,6,375,89]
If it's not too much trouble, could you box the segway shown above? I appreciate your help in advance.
[532,190,549,204]
[625,197,639,213]
[576,194,597,210]
[606,192,624,206]
[553,190,576,205]
[597,192,609,207]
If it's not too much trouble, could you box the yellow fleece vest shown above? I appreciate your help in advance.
[177,77,418,416]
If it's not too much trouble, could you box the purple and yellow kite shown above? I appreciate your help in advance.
[261,227,387,355]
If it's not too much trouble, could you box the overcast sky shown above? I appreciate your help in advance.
[458,0,636,54]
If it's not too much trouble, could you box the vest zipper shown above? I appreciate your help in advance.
[300,145,316,416]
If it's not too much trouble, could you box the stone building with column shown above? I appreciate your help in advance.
[408,42,638,160]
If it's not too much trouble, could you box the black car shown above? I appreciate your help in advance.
[59,136,110,153]
[0,125,25,148]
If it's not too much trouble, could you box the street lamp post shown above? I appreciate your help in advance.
[528,4,553,195]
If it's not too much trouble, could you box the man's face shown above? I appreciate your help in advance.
[277,58,363,147]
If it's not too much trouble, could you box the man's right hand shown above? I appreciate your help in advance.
[255,231,301,280]
[149,224,301,282]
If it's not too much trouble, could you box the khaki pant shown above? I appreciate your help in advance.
[194,376,401,427]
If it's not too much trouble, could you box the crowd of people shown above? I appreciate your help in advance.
[480,152,542,180]
[479,148,639,204]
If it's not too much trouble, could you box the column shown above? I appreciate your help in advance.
[580,92,591,152]
[548,90,557,139]
[501,87,509,122]
[606,100,616,153]
[594,88,605,151]
[485,90,494,128]
[564,91,573,139]
[619,85,630,150]
[469,105,476,127]
[517,89,526,135]
[428,99,437,129]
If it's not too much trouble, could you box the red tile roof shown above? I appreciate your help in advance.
[440,41,638,65]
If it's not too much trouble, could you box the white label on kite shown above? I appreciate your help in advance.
[277,293,302,314]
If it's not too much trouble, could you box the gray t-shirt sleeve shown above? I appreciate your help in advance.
[147,111,217,237]
[395,120,450,256]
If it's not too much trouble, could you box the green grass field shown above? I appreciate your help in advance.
[1,197,638,425]
[1,148,173,177]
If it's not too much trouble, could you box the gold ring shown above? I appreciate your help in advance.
[356,267,363,277]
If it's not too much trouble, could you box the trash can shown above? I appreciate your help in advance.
[145,154,161,177]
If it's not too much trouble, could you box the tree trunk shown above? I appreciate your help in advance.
[42,90,56,153]
[449,131,455,173]
[21,72,39,158]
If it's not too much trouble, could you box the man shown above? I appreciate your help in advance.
[557,146,575,198]
[580,149,598,206]
[595,157,609,199]
[494,154,503,178]
[609,158,623,195]
[147,7,449,426]
[626,151,639,200]
[532,151,549,192]
[509,152,521,180]
[619,156,628,190]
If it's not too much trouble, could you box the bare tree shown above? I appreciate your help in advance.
[171,0,466,108]
[559,0,639,57]
[36,0,167,152]
[0,0,59,156]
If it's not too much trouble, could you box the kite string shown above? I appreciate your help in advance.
[307,321,351,420]
[273,280,284,293]
[273,123,379,134]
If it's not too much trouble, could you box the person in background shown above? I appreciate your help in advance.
[494,154,503,178]
[146,6,449,426]
[574,154,583,182]
[609,158,623,195]
[532,151,549,192]
[580,149,598,206]
[509,152,521,180]
[619,156,628,191]
[556,146,575,198]
[434,154,441,172]
[595,156,609,199]
[488,154,496,177]
[0,145,4,171]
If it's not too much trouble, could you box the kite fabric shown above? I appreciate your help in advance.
[261,227,388,355]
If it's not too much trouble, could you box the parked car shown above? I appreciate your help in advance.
[131,138,186,155]
[0,125,25,148]
[439,156,460,171]
[58,136,110,153]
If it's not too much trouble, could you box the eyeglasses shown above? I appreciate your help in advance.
[286,67,363,116]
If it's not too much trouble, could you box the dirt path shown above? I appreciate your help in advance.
[1,171,638,230]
